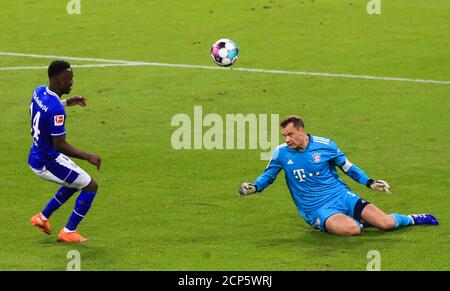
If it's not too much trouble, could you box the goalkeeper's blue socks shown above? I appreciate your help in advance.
[390,213,414,229]
[41,187,78,219]
[65,191,97,231]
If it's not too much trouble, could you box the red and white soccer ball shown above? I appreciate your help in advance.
[210,39,239,67]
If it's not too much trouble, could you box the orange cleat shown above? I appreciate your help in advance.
[30,212,52,235]
[57,229,90,243]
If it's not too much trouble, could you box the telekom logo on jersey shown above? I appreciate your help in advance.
[293,169,306,182]
[171,106,280,160]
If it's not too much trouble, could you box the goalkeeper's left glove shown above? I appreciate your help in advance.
[367,179,392,195]
[239,182,257,197]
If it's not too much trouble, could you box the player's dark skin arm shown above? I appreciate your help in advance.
[53,135,101,170]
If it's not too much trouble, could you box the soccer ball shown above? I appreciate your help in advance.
[210,39,239,67]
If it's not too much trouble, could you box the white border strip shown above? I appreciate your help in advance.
[1,52,449,85]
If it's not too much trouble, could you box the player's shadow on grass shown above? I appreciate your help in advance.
[37,238,119,270]
[36,236,114,259]
[255,224,410,249]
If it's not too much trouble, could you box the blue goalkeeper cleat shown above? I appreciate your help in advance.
[409,214,439,225]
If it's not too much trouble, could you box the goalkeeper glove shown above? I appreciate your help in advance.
[367,179,392,195]
[239,182,257,197]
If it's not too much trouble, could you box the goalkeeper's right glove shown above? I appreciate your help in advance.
[367,179,392,195]
[239,182,257,197]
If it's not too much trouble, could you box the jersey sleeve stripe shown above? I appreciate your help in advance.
[51,131,66,136]
[314,140,330,145]
[312,136,330,145]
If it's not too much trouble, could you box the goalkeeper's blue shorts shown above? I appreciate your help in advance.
[299,191,370,232]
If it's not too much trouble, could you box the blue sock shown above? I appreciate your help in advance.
[65,191,96,231]
[390,213,414,229]
[42,187,78,219]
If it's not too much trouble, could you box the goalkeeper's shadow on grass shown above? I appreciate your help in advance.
[254,225,409,248]
[302,226,411,242]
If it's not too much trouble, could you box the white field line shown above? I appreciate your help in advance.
[0,52,449,85]
[0,52,136,64]
[0,64,136,70]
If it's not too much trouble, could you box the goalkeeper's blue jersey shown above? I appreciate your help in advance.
[253,135,370,213]
[28,85,66,170]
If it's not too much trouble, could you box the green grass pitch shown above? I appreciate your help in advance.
[0,0,449,270]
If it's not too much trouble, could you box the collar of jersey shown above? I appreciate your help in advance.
[45,87,60,99]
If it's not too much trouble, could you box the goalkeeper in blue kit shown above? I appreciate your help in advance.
[239,116,438,236]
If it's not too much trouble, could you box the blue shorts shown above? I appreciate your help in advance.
[299,191,370,231]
